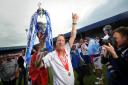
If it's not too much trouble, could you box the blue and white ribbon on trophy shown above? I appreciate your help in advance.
[25,6,53,65]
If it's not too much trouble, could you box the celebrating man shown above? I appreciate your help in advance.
[37,13,79,85]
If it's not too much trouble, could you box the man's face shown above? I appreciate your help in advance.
[72,44,76,50]
[56,36,65,50]
[113,32,127,47]
[104,31,108,35]
[95,37,99,42]
[22,50,25,56]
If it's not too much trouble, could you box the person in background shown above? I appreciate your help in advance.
[17,52,27,85]
[87,38,95,64]
[102,25,112,40]
[70,44,83,85]
[102,25,115,46]
[93,36,103,85]
[0,54,18,85]
[81,39,88,64]
[29,43,48,85]
[80,37,91,65]
[71,44,81,70]
[101,25,116,85]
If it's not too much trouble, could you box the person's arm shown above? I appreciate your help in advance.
[100,46,109,64]
[29,53,42,80]
[35,51,46,68]
[35,33,46,68]
[69,13,79,48]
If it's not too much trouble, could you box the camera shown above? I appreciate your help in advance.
[99,39,109,46]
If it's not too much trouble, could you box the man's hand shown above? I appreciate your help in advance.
[35,51,46,68]
[103,43,118,58]
[72,13,79,24]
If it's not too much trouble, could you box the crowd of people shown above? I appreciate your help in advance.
[0,50,27,85]
[0,13,128,85]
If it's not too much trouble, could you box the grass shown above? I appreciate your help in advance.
[0,65,108,85]
[74,65,108,85]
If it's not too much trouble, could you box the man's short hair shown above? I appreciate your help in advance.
[103,25,112,32]
[113,26,128,38]
[55,34,65,42]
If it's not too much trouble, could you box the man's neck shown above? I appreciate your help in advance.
[56,49,65,57]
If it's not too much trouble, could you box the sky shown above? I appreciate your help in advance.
[0,0,128,47]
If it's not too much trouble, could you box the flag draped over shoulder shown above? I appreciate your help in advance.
[87,39,100,55]
[29,52,48,85]
[25,10,53,65]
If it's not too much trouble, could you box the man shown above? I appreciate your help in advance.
[103,26,128,85]
[17,52,27,85]
[71,44,90,85]
[29,44,48,85]
[37,13,79,85]
[71,44,81,70]
[101,25,116,85]
[81,39,88,62]
[102,25,112,40]
[93,36,103,85]
[70,44,82,84]
[0,54,18,85]
[102,25,115,46]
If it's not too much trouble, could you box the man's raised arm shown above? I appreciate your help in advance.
[69,13,79,48]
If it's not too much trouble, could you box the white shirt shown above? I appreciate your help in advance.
[42,43,74,85]
[81,43,88,55]
[23,55,26,68]
[75,43,79,49]
[103,34,109,40]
